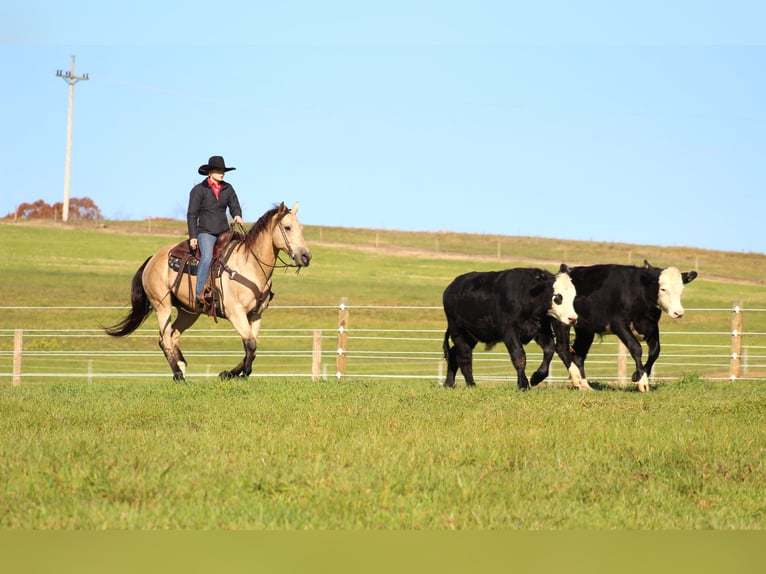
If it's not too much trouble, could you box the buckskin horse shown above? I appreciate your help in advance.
[104,202,311,380]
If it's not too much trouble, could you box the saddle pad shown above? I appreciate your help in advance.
[169,253,199,276]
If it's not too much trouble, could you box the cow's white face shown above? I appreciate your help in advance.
[548,272,578,325]
[657,267,689,319]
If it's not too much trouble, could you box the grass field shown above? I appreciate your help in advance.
[0,219,765,529]
[1,376,764,529]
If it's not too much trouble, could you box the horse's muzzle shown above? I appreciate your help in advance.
[294,249,312,267]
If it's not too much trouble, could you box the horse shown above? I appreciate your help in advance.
[104,202,311,381]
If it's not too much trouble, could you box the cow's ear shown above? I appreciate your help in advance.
[643,260,652,269]
[682,270,698,284]
[558,263,571,275]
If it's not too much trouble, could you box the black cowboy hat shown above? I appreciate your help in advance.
[198,155,236,176]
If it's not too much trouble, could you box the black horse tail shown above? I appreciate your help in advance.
[443,330,451,359]
[104,257,152,337]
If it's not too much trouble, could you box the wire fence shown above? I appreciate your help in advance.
[1,303,765,386]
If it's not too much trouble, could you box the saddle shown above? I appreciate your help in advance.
[168,229,244,318]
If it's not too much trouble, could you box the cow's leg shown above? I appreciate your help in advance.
[503,336,529,390]
[454,337,477,387]
[444,344,459,387]
[530,328,554,386]
[643,330,661,381]
[552,323,576,384]
[612,323,648,392]
[570,329,595,390]
[632,330,661,393]
[443,330,458,387]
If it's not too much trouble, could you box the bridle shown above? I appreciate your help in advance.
[241,214,302,275]
[215,213,303,314]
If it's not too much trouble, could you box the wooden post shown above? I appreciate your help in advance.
[336,298,349,379]
[617,339,628,386]
[13,329,23,386]
[497,239,501,259]
[730,301,743,381]
[312,330,322,382]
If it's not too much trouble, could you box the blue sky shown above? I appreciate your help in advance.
[3,1,765,253]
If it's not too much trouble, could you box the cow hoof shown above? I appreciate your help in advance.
[530,373,546,386]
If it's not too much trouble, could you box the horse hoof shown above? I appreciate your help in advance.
[219,371,233,380]
[173,373,185,382]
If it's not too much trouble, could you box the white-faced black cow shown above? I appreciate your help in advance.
[442,264,578,390]
[551,260,697,392]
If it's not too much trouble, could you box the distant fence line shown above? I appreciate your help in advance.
[1,302,765,386]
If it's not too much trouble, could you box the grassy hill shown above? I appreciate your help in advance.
[51,216,766,285]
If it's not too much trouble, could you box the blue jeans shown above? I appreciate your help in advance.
[195,232,217,300]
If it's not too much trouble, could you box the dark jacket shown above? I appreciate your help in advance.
[187,178,243,239]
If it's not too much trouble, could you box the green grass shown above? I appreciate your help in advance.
[1,220,766,529]
[0,377,763,529]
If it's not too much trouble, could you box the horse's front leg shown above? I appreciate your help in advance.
[220,309,261,379]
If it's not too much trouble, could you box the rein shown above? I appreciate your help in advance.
[246,220,302,272]
[219,218,301,310]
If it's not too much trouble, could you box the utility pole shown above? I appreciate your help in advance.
[56,55,89,223]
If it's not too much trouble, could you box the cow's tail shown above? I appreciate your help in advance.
[103,257,152,337]
[442,330,451,359]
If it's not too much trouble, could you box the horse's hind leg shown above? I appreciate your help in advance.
[170,309,200,379]
[156,306,198,381]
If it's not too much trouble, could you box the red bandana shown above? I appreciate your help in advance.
[208,177,221,200]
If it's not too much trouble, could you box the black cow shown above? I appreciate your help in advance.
[442,264,578,390]
[551,260,698,392]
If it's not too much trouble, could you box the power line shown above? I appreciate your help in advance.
[56,55,89,223]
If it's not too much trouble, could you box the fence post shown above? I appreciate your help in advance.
[617,340,628,386]
[336,298,349,379]
[312,329,322,382]
[13,329,23,386]
[730,301,743,381]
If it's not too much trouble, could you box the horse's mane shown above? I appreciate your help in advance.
[243,204,290,250]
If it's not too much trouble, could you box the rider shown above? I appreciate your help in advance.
[187,155,244,307]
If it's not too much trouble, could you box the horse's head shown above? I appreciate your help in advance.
[273,202,312,267]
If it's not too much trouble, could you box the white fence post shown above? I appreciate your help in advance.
[336,298,349,379]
